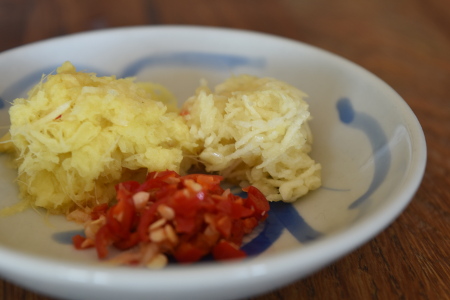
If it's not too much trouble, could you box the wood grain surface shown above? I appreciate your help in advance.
[1,0,449,299]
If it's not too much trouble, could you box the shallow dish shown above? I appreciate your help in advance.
[0,26,426,300]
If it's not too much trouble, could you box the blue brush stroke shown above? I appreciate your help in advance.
[120,52,265,77]
[241,212,285,255]
[337,98,391,208]
[270,202,321,242]
[0,67,55,110]
[0,65,107,110]
[242,202,322,255]
[52,230,85,245]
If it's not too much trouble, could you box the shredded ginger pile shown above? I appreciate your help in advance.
[2,62,195,214]
[182,75,321,202]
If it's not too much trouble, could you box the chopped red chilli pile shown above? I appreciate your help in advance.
[72,170,270,268]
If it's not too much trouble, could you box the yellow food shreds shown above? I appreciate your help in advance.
[6,62,196,214]
[182,75,321,202]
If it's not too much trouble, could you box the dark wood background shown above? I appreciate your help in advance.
[1,0,449,299]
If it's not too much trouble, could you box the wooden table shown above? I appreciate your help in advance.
[1,1,449,299]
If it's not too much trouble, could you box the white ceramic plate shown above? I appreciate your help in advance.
[0,26,426,300]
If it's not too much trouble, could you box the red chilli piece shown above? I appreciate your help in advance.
[173,242,207,263]
[73,170,271,265]
[94,226,115,259]
[90,203,109,220]
[244,186,271,221]
[212,240,247,261]
[72,234,87,250]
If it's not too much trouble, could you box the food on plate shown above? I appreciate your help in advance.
[182,75,321,202]
[1,62,195,215]
[0,62,320,267]
[72,170,270,267]
[1,61,321,221]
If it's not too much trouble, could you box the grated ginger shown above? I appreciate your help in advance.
[2,62,196,214]
[1,65,322,215]
[182,75,321,202]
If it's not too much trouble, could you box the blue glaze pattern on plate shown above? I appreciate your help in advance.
[270,202,321,242]
[52,230,84,245]
[0,68,55,110]
[337,98,391,208]
[242,212,285,255]
[120,52,265,77]
[243,202,322,255]
[0,65,107,110]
